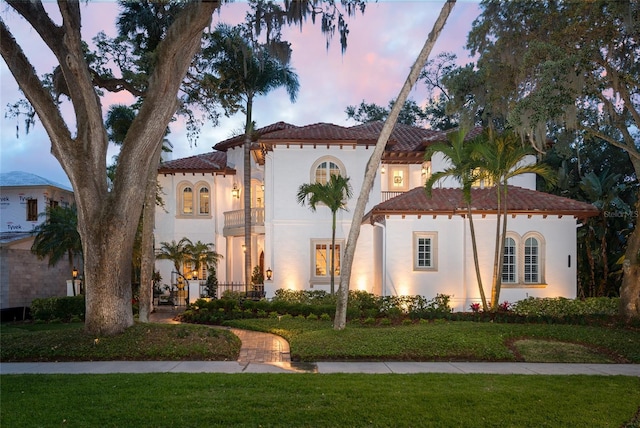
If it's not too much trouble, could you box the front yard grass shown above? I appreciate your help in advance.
[2,373,639,427]
[0,322,240,362]
[226,318,640,363]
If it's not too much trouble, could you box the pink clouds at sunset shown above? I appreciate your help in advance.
[0,1,480,187]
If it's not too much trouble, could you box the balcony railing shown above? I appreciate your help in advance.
[223,208,265,236]
[381,191,406,202]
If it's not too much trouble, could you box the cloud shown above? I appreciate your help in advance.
[0,1,480,186]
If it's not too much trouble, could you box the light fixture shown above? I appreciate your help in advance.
[381,165,386,174]
[72,267,78,280]
[192,271,198,281]
[242,243,246,253]
[231,183,240,199]
[261,183,265,191]
[266,267,272,281]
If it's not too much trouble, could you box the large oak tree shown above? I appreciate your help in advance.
[1,1,219,335]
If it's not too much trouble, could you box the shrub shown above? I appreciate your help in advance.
[511,297,619,317]
[31,296,85,322]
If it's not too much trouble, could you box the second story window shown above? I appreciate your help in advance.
[182,187,193,215]
[315,161,341,184]
[27,199,38,221]
[199,187,210,215]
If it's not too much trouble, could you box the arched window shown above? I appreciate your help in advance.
[311,157,345,184]
[502,237,517,283]
[182,187,193,215]
[524,237,539,283]
[199,187,210,215]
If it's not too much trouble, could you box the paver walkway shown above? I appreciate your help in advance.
[149,306,291,364]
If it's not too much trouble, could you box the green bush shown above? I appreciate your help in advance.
[31,296,85,322]
[511,297,619,317]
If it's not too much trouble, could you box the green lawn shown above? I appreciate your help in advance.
[2,373,639,427]
[0,322,240,362]
[227,318,640,363]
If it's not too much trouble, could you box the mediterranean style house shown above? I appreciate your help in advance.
[154,121,599,311]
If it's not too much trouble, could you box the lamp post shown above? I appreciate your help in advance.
[71,267,79,296]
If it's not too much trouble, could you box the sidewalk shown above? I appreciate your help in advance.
[2,361,639,375]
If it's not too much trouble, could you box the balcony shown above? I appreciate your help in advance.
[223,208,265,236]
[381,191,406,202]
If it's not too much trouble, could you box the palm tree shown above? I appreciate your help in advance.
[475,132,556,310]
[156,238,192,275]
[202,23,300,285]
[297,174,353,294]
[184,240,223,280]
[31,205,83,295]
[579,169,628,296]
[425,128,489,311]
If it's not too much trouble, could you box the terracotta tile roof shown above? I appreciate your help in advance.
[158,151,235,175]
[258,122,379,144]
[364,186,600,224]
[214,121,298,151]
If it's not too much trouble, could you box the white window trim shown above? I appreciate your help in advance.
[501,231,547,288]
[502,233,519,284]
[522,232,545,285]
[310,238,344,284]
[176,180,212,219]
[413,232,438,271]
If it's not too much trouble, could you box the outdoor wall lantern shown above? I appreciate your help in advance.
[72,267,78,280]
[421,161,432,177]
[231,183,240,199]
[381,165,386,174]
[192,271,198,281]
[266,267,273,281]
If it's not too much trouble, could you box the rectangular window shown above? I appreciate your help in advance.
[524,244,539,283]
[27,199,38,221]
[388,166,409,191]
[312,240,342,278]
[413,232,437,271]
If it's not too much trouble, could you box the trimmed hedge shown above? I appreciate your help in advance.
[181,291,452,325]
[30,296,85,322]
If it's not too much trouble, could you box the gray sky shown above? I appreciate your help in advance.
[0,1,481,187]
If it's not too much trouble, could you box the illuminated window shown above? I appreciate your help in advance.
[182,187,193,215]
[199,187,210,215]
[388,165,409,191]
[311,157,345,184]
[312,239,343,279]
[471,168,494,188]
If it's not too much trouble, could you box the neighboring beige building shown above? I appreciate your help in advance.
[0,171,75,319]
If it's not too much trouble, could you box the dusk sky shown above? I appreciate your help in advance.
[0,1,481,187]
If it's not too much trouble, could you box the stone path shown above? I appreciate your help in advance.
[149,307,291,364]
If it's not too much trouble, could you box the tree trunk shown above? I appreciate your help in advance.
[139,143,163,323]
[620,197,640,319]
[330,211,337,295]
[244,101,254,287]
[333,0,457,330]
[489,184,503,310]
[468,206,488,311]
